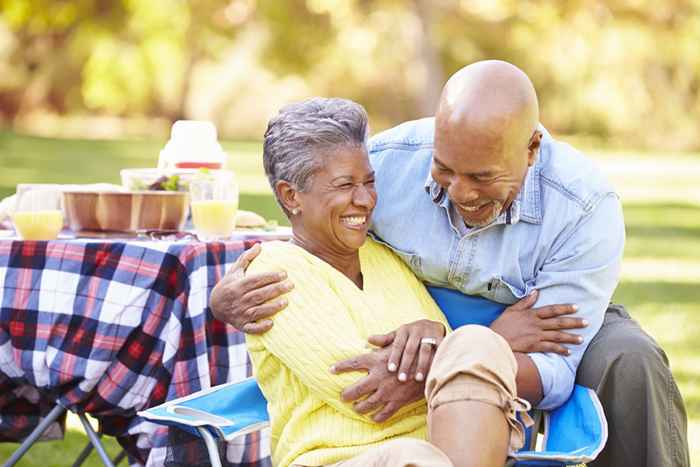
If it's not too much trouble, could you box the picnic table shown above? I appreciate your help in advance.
[0,233,285,466]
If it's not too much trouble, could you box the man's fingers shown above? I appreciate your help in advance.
[239,271,289,297]
[353,391,383,414]
[237,243,262,271]
[246,299,288,322]
[535,304,578,320]
[368,332,395,348]
[332,354,373,374]
[240,320,273,335]
[372,402,400,423]
[387,331,408,373]
[541,316,588,330]
[244,280,293,308]
[341,376,376,402]
[508,290,538,311]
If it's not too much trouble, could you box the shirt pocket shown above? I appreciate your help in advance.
[486,277,526,305]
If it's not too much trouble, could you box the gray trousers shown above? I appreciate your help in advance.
[577,304,690,467]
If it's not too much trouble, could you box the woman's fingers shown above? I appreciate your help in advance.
[541,316,588,331]
[534,341,571,355]
[397,334,421,382]
[505,290,538,311]
[534,304,577,319]
[413,340,434,382]
[368,332,395,348]
[387,330,408,373]
[541,330,584,345]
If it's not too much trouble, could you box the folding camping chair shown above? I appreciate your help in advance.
[139,377,606,467]
[3,402,127,467]
[139,287,608,467]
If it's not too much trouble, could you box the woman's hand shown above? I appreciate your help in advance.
[369,319,446,383]
[490,290,588,355]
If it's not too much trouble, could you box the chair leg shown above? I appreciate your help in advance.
[3,404,67,467]
[72,429,127,466]
[112,449,127,465]
[72,438,97,467]
[196,427,223,467]
[77,413,115,467]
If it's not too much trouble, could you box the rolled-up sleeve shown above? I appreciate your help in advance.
[528,193,625,409]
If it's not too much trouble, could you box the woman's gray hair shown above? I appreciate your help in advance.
[263,97,369,212]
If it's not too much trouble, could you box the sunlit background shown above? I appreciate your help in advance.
[0,0,698,465]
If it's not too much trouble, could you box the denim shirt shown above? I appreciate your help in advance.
[367,118,625,409]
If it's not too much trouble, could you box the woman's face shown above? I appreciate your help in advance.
[294,145,377,255]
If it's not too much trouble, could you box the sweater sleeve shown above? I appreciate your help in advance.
[246,249,377,422]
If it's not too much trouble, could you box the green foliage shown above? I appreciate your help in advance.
[1,1,700,147]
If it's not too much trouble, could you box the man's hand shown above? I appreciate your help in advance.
[209,243,293,334]
[331,346,424,423]
[490,290,587,355]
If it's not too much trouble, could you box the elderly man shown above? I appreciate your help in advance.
[211,61,689,467]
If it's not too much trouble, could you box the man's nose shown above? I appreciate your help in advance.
[447,177,479,205]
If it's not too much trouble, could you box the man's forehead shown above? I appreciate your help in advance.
[435,131,507,168]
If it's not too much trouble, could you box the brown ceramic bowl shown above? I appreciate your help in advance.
[63,191,189,234]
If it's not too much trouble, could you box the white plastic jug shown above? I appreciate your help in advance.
[158,120,227,170]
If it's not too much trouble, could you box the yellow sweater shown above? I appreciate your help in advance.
[246,239,450,467]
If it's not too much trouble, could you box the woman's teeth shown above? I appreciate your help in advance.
[342,216,366,226]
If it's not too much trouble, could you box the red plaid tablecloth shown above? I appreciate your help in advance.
[0,238,273,466]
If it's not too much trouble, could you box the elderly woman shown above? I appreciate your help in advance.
[244,98,530,467]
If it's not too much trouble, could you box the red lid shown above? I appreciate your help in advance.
[174,162,223,169]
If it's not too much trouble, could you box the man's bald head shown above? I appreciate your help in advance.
[436,60,539,148]
[431,61,543,228]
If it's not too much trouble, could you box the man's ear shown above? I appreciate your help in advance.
[527,130,542,166]
[275,180,300,213]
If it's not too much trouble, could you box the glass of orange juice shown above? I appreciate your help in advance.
[189,171,238,241]
[12,184,64,241]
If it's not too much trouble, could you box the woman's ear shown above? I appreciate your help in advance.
[275,180,300,214]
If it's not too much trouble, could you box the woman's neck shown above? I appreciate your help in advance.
[291,233,363,289]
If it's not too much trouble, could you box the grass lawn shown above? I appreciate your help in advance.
[0,131,698,465]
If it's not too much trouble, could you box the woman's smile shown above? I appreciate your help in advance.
[340,214,368,229]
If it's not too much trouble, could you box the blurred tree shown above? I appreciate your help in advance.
[1,0,699,149]
[0,0,128,119]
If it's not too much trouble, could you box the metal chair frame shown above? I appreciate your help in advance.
[2,403,126,467]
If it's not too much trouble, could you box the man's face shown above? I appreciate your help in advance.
[431,122,536,228]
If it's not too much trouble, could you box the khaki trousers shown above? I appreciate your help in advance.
[313,325,530,467]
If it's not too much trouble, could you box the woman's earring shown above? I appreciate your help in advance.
[292,208,300,215]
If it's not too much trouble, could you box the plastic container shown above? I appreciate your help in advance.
[158,120,227,170]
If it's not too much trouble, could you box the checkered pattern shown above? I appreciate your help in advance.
[0,238,272,466]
